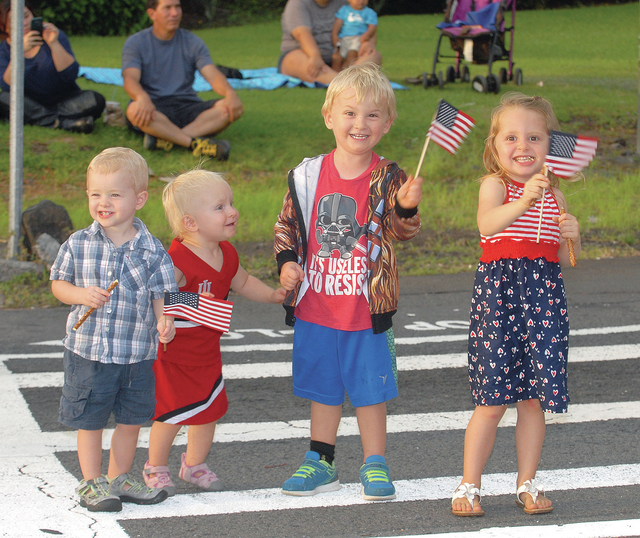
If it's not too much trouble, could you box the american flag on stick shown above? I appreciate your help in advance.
[545,130,598,178]
[427,99,476,155]
[164,291,233,333]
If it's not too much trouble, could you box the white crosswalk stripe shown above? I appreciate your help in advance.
[2,323,640,537]
[109,463,640,519]
[8,343,640,385]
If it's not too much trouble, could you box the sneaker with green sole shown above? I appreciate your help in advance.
[109,473,169,505]
[360,455,396,501]
[282,450,340,496]
[76,476,122,512]
[190,137,230,160]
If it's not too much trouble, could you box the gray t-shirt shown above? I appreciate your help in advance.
[280,0,347,62]
[122,27,213,101]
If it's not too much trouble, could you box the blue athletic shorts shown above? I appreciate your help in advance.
[291,319,398,407]
[58,349,156,430]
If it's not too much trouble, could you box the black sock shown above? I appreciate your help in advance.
[310,440,335,464]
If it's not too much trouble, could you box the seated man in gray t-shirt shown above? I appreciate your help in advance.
[278,0,381,85]
[122,0,242,159]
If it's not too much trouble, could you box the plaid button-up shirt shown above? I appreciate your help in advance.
[50,218,177,364]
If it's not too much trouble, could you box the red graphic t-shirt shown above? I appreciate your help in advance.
[295,150,380,331]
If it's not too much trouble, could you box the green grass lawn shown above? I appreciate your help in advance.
[0,3,638,307]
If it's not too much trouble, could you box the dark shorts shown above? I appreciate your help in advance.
[277,50,332,74]
[126,95,219,132]
[59,349,156,430]
[292,319,398,407]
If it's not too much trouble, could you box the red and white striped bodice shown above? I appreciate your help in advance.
[479,180,561,263]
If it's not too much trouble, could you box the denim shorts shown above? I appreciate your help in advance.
[291,319,398,407]
[59,349,156,430]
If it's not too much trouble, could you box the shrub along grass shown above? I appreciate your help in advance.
[0,3,638,307]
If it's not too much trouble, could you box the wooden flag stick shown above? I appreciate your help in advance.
[163,290,168,352]
[560,207,577,267]
[414,135,431,179]
[414,101,441,179]
[73,280,118,331]
[535,165,548,243]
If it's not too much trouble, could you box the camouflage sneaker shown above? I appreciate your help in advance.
[76,476,122,512]
[190,137,230,160]
[109,473,168,505]
[143,133,173,151]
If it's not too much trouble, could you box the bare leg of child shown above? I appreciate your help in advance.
[310,401,342,445]
[185,423,217,466]
[148,421,182,467]
[356,402,387,460]
[515,399,553,511]
[453,405,507,514]
[331,50,343,72]
[77,429,104,480]
[107,424,142,478]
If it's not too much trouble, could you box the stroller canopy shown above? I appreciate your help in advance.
[437,0,508,33]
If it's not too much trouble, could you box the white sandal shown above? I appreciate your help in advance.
[451,482,485,517]
[516,479,554,514]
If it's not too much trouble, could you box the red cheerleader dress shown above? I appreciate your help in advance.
[153,239,238,425]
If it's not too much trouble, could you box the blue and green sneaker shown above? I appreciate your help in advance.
[360,455,396,501]
[282,451,340,496]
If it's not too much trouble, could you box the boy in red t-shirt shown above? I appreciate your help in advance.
[274,63,423,500]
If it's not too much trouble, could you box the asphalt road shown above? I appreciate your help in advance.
[1,256,639,538]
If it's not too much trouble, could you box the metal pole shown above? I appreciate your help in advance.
[8,0,25,259]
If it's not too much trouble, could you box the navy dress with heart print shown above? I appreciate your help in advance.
[468,181,569,413]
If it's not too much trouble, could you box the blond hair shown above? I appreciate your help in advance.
[87,147,149,193]
[482,92,565,187]
[162,169,230,239]
[321,63,397,122]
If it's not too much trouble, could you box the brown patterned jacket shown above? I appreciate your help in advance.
[274,155,421,334]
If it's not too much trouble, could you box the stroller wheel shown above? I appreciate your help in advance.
[461,65,470,83]
[423,72,438,89]
[487,73,501,94]
[438,71,445,89]
[446,65,456,83]
[499,68,508,84]
[472,75,488,93]
[515,68,524,86]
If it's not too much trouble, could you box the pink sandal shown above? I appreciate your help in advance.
[142,460,176,497]
[178,453,223,491]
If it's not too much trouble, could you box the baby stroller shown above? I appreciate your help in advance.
[422,0,522,93]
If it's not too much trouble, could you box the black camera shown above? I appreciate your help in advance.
[30,17,43,35]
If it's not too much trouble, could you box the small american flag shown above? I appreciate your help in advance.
[428,99,475,154]
[164,291,233,333]
[546,130,598,178]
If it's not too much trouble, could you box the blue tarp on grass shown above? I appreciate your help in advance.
[79,66,407,91]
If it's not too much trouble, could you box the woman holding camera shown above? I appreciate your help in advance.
[0,0,105,133]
